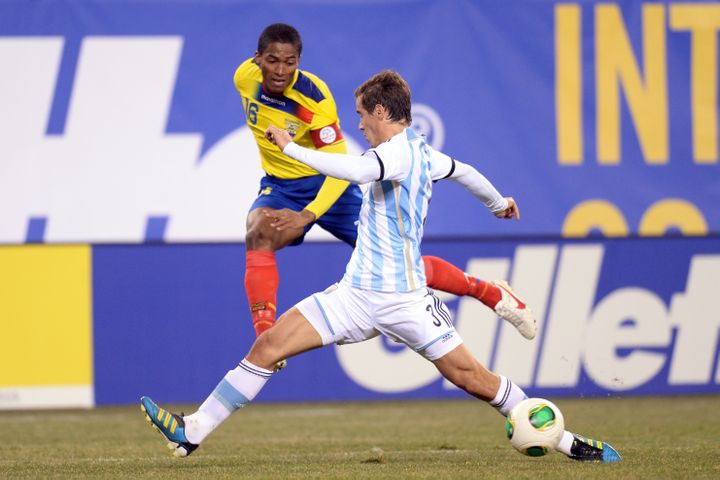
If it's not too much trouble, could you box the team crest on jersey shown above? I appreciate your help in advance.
[284,119,300,136]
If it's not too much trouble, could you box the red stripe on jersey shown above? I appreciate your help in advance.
[310,123,343,148]
[296,105,314,124]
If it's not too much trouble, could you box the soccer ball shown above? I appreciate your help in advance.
[505,397,565,457]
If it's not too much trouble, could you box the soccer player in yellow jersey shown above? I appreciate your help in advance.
[237,24,536,343]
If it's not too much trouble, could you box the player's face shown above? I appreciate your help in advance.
[255,42,299,95]
[356,96,382,147]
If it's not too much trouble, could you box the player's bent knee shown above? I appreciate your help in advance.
[245,219,276,248]
[246,210,303,251]
[246,331,283,370]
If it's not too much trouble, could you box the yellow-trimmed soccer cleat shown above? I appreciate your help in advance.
[568,434,622,463]
[140,396,198,457]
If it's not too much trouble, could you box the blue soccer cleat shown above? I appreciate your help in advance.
[568,434,622,463]
[140,396,198,457]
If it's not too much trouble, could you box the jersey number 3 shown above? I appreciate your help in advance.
[425,294,451,328]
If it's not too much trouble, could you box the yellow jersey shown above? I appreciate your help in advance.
[234,58,350,218]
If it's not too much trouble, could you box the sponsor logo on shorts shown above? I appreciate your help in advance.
[440,332,454,343]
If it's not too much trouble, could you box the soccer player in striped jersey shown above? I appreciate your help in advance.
[236,24,535,343]
[141,70,620,463]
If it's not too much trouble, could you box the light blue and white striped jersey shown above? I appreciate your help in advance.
[342,128,455,292]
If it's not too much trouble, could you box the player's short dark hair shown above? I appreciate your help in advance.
[257,23,303,56]
[355,70,412,125]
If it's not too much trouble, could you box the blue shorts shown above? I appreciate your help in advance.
[250,175,362,247]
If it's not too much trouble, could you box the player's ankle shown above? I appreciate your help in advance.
[183,411,215,444]
[253,319,275,336]
[469,278,501,308]
[555,430,575,456]
[251,303,276,336]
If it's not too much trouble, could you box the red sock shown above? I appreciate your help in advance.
[422,255,502,309]
[245,250,279,336]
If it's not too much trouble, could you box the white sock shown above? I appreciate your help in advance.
[489,375,527,416]
[556,430,575,455]
[184,359,273,444]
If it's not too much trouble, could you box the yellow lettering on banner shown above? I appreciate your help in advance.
[670,5,720,164]
[562,200,629,237]
[556,4,583,165]
[0,245,92,386]
[639,199,709,236]
[596,4,668,164]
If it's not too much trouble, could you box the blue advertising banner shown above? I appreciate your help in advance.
[0,0,717,243]
[92,237,720,405]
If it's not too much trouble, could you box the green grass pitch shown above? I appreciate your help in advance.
[2,395,719,479]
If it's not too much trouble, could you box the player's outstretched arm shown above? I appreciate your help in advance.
[265,126,381,184]
[446,160,519,220]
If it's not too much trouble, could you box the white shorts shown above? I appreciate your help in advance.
[295,282,463,361]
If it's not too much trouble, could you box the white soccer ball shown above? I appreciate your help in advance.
[505,397,565,457]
